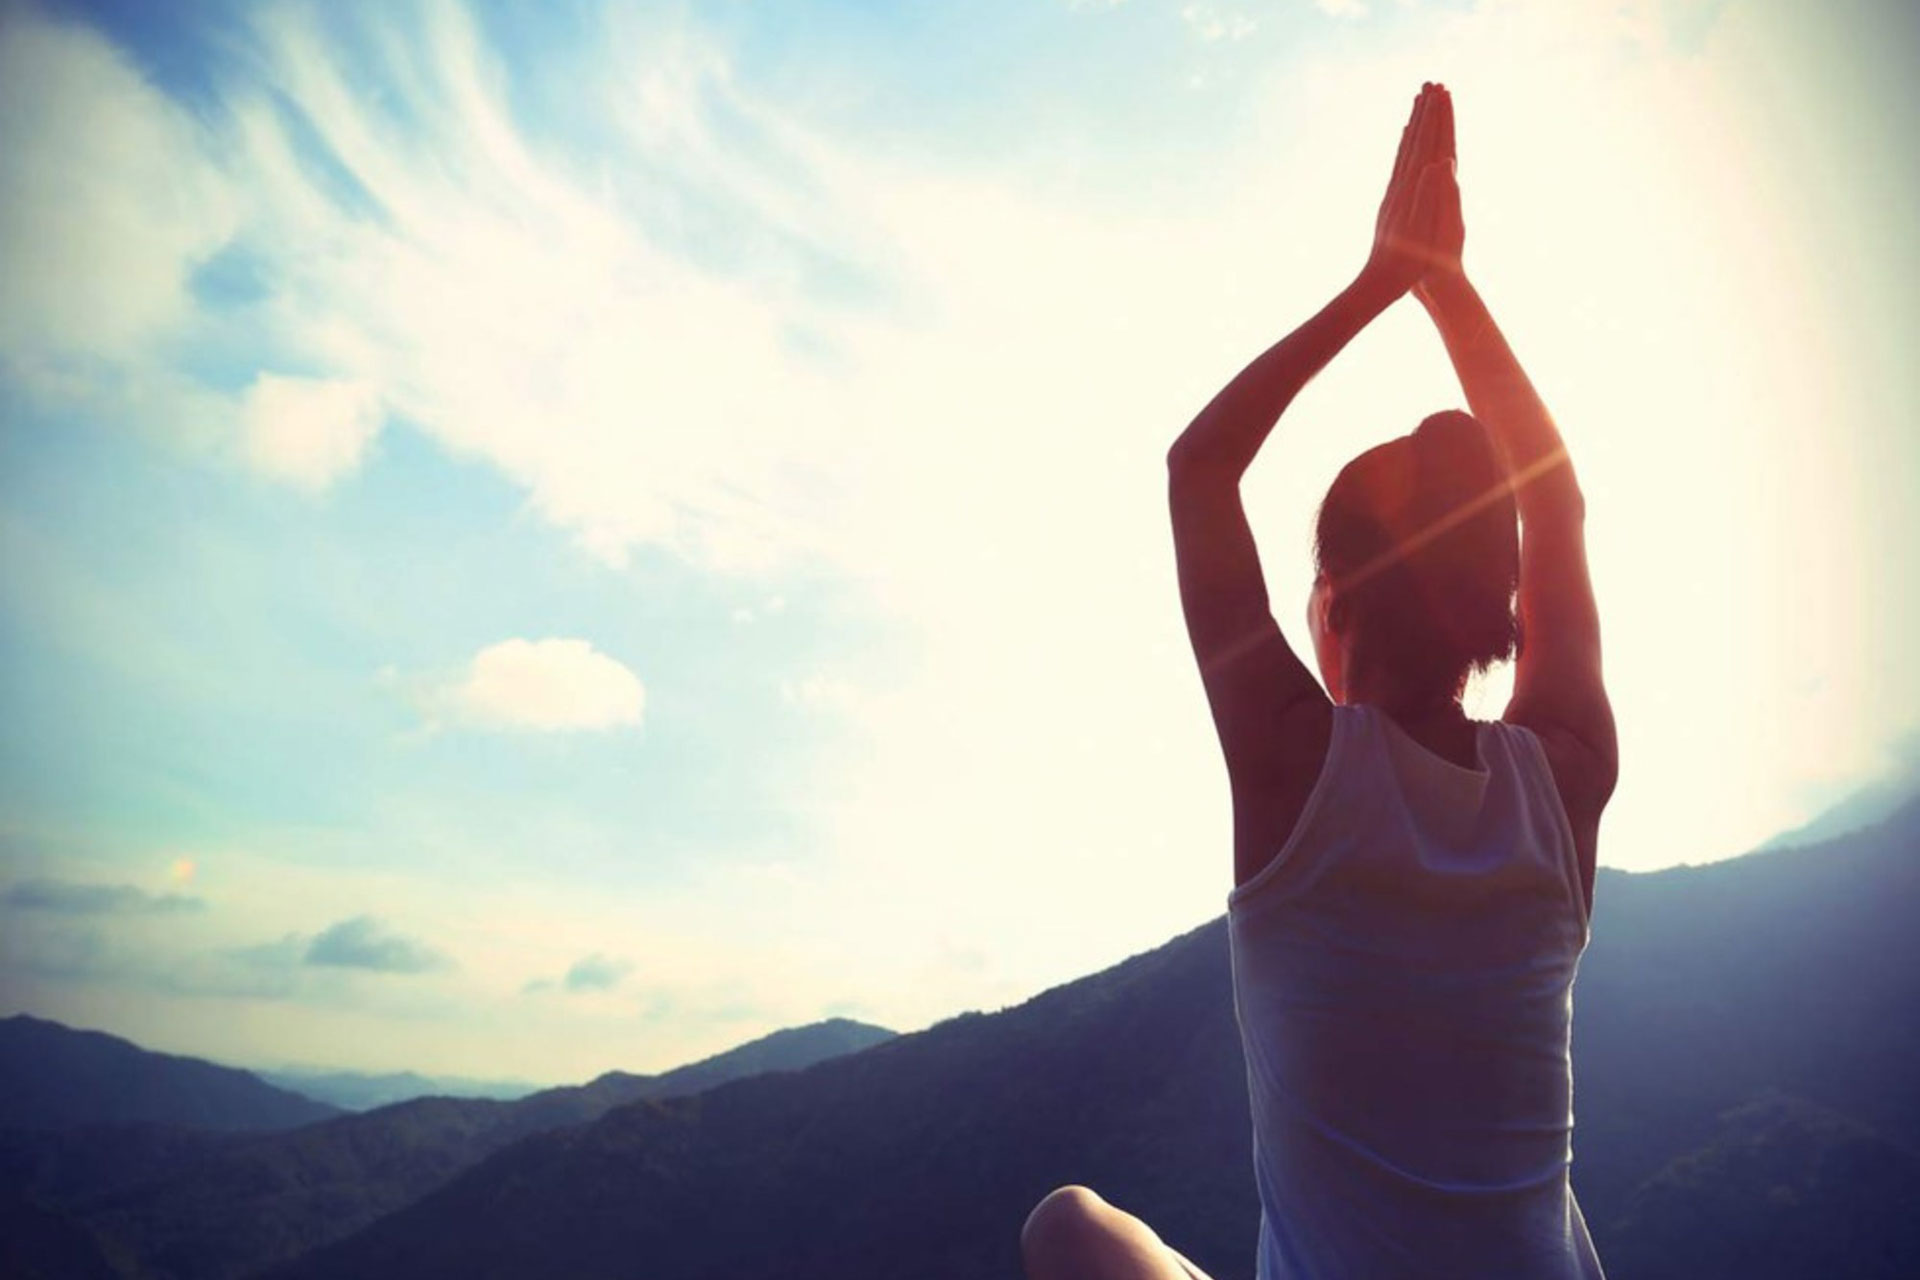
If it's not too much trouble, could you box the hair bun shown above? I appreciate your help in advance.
[1412,410,1503,502]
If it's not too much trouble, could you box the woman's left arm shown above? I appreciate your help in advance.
[1167,273,1396,886]
[1170,85,1452,884]
[1165,268,1401,679]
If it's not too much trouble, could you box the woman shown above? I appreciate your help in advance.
[1022,83,1617,1279]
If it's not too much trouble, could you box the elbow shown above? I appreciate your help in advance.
[1166,437,1243,486]
[1566,485,1588,524]
[1517,460,1586,526]
[1165,434,1200,475]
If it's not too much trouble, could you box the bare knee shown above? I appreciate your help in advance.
[1022,1185,1109,1273]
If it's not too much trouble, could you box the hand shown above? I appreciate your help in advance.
[1411,85,1467,308]
[1364,83,1465,298]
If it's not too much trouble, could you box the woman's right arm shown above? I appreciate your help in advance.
[1418,272,1615,764]
[1413,90,1617,908]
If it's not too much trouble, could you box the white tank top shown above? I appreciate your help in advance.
[1227,703,1605,1279]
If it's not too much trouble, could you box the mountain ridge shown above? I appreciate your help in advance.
[0,1015,341,1133]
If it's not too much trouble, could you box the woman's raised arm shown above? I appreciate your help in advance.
[1412,88,1617,907]
[1169,84,1454,885]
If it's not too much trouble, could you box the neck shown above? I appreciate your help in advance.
[1342,665,1463,721]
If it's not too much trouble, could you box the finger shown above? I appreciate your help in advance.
[1436,85,1456,168]
[1403,86,1438,191]
[1442,161,1465,245]
[1415,82,1443,168]
[1388,87,1426,199]
[1410,161,1449,248]
[1399,88,1431,192]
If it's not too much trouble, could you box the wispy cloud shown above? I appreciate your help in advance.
[1,879,205,915]
[304,916,453,974]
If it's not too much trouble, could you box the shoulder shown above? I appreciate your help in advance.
[1497,714,1608,917]
[1230,699,1348,890]
[1500,712,1615,827]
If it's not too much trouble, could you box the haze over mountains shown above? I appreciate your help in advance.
[254,1069,544,1112]
[5,795,1917,1279]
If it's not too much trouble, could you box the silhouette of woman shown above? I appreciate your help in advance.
[1022,83,1617,1279]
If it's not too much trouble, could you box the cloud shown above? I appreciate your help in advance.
[2,924,123,982]
[563,952,633,992]
[185,1,888,567]
[304,916,453,974]
[448,638,645,732]
[0,8,235,365]
[241,373,384,490]
[521,951,634,995]
[1,879,205,915]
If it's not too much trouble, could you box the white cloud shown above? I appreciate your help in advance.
[241,373,384,490]
[449,638,645,732]
[0,10,235,365]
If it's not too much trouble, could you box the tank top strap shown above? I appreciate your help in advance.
[1228,704,1386,909]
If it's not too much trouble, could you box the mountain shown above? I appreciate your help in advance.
[254,1070,543,1112]
[1601,1092,1920,1280]
[0,1016,340,1133]
[1569,797,1920,1226]
[7,1018,892,1280]
[271,798,1920,1280]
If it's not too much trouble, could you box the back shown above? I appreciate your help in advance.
[1227,703,1604,1279]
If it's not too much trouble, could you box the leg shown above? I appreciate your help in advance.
[1021,1185,1213,1280]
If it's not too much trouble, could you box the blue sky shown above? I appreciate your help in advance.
[1,0,1915,1081]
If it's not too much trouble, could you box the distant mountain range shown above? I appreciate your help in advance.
[0,1016,341,1133]
[1757,769,1920,852]
[254,1068,544,1112]
[0,1018,893,1279]
[5,798,1917,1279]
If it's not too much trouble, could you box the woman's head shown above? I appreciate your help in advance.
[1310,410,1519,707]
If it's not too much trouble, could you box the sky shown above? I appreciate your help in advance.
[1,0,1915,1084]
